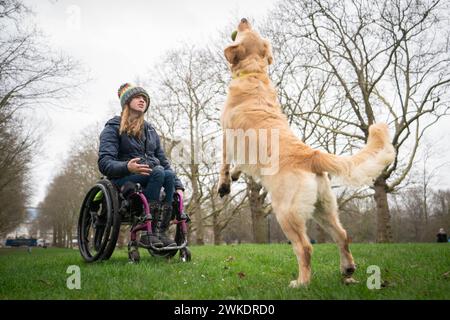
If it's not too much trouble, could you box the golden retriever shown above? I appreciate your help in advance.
[217,18,396,287]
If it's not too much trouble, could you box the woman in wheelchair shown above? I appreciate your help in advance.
[98,83,185,249]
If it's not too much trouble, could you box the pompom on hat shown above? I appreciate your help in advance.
[117,83,151,112]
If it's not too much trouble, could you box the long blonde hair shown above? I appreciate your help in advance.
[119,105,145,138]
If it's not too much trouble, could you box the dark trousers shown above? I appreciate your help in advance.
[113,165,175,203]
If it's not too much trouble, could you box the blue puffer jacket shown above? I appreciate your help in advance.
[98,116,184,190]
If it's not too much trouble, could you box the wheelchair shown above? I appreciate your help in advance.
[77,178,191,263]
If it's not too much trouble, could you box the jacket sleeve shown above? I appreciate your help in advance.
[98,125,129,178]
[154,133,185,191]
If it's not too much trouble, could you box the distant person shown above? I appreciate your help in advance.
[98,83,185,248]
[436,228,448,243]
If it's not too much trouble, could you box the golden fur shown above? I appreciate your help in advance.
[218,19,396,287]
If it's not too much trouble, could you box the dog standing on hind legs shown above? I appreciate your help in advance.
[217,18,396,287]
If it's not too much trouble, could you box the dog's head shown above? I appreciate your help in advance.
[224,18,273,74]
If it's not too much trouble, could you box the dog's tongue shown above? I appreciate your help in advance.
[231,30,237,41]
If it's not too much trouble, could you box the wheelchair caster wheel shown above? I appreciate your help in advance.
[128,249,140,263]
[179,247,191,262]
[128,242,140,263]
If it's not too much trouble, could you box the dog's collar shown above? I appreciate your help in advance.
[232,71,263,80]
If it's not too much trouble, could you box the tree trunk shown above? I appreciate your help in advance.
[212,196,224,245]
[58,224,64,247]
[211,189,222,245]
[422,180,429,242]
[213,216,222,245]
[251,207,267,243]
[248,178,268,243]
[55,224,60,247]
[189,163,204,245]
[374,177,393,243]
[65,232,68,248]
[52,224,57,247]
[67,229,72,248]
[194,208,205,245]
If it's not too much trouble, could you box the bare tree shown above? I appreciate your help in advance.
[0,113,37,237]
[245,177,271,243]
[0,0,85,236]
[37,129,99,247]
[0,1,83,117]
[270,0,450,242]
[144,45,229,244]
[431,189,450,235]
[200,181,247,244]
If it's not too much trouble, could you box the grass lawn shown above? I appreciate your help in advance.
[0,243,449,299]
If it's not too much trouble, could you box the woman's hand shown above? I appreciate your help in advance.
[127,158,152,175]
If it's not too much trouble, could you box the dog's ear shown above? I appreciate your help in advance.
[263,40,273,65]
[224,43,246,65]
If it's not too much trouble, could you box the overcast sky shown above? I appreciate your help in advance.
[23,0,276,206]
[21,0,450,207]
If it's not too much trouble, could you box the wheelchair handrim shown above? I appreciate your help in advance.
[77,183,114,262]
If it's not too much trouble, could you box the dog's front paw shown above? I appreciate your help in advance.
[289,279,309,288]
[341,263,357,277]
[218,183,231,198]
[231,171,241,182]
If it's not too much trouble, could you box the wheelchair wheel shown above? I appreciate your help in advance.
[77,179,121,262]
[179,247,191,262]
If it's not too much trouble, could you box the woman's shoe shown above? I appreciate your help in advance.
[139,231,163,247]
[156,202,177,247]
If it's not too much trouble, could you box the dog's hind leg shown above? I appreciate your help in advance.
[271,174,317,287]
[313,174,357,280]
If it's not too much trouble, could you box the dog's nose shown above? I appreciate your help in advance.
[238,17,251,32]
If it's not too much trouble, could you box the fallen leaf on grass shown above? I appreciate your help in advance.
[343,277,359,285]
[442,271,450,279]
[381,280,390,288]
[237,272,246,279]
[225,256,234,262]
[36,279,52,286]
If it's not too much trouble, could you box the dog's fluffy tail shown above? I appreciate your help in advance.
[309,123,396,187]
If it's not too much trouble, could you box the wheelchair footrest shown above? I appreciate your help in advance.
[138,240,188,251]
